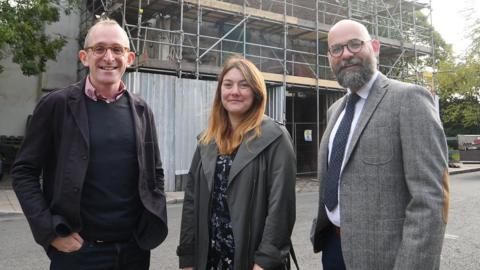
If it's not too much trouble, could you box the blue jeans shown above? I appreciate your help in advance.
[49,239,150,270]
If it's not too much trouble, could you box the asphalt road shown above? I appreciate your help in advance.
[1,171,479,269]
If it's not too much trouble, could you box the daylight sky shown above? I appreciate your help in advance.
[430,0,480,56]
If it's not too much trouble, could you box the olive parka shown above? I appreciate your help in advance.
[177,116,296,270]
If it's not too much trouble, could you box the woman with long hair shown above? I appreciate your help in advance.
[177,56,296,270]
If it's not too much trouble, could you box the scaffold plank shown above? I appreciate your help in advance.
[262,72,342,89]
[183,0,316,29]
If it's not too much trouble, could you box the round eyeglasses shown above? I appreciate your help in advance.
[328,39,369,58]
[85,45,130,57]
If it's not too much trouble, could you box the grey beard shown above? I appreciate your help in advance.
[335,58,375,90]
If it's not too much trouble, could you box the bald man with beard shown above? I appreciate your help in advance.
[310,19,449,270]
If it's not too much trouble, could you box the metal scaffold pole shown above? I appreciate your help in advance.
[430,0,436,94]
[178,0,184,78]
[243,1,246,58]
[196,0,201,79]
[413,1,419,83]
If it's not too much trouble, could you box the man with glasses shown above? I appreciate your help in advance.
[11,18,167,269]
[311,19,448,270]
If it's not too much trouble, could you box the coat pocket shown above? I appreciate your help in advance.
[360,125,393,165]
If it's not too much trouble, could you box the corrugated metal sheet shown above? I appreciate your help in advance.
[125,72,285,191]
[174,78,217,176]
[125,72,217,191]
[125,72,178,192]
[266,86,285,123]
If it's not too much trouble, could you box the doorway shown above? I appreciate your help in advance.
[285,87,342,175]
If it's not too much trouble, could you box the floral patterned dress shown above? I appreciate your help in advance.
[206,154,235,270]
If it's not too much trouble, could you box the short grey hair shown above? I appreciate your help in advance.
[83,18,129,48]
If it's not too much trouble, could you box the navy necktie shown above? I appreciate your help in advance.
[324,93,360,211]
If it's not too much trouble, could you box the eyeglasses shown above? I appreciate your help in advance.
[328,39,369,58]
[85,45,130,57]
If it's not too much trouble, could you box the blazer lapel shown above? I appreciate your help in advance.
[324,96,348,144]
[318,96,347,189]
[343,74,389,164]
[200,141,219,192]
[199,117,282,191]
[128,93,145,158]
[228,117,281,187]
[67,80,89,148]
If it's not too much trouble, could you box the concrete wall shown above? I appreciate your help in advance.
[0,8,79,136]
[0,56,39,136]
[42,8,80,90]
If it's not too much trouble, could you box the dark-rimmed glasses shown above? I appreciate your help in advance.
[328,39,369,58]
[85,45,130,57]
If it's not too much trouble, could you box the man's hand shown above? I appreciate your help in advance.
[253,264,264,270]
[51,232,84,253]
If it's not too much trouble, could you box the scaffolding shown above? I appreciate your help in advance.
[78,0,435,180]
[79,0,434,87]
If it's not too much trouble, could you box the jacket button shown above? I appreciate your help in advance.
[82,155,87,160]
[73,187,80,193]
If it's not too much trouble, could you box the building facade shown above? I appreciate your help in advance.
[79,0,435,191]
[0,0,434,190]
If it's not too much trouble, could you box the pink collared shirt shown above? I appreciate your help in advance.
[84,76,127,103]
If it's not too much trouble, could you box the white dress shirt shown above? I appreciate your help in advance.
[325,71,379,227]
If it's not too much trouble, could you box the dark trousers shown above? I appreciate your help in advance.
[321,225,346,270]
[50,239,150,270]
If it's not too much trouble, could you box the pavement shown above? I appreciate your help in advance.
[1,163,479,214]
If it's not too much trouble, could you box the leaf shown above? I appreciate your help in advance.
[0,0,79,76]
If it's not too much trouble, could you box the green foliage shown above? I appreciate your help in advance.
[437,18,480,136]
[0,0,79,75]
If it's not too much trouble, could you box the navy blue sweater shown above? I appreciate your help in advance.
[81,95,142,242]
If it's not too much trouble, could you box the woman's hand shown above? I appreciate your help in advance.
[252,264,264,270]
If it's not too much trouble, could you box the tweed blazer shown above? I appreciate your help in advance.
[311,73,449,270]
[11,79,168,253]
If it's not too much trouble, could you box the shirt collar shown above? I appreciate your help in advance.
[84,76,127,103]
[348,70,379,100]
